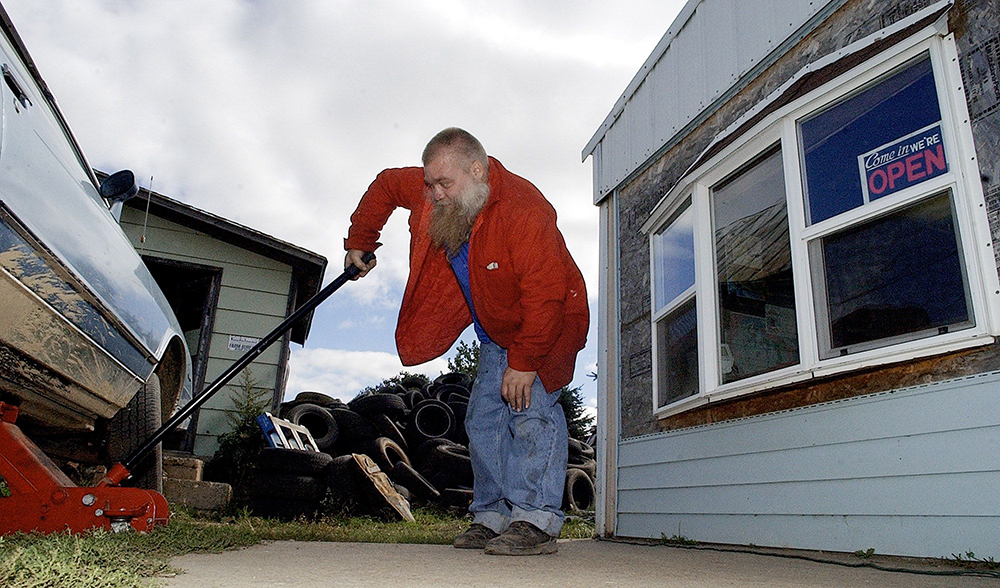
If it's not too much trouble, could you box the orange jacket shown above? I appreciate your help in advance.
[344,157,589,392]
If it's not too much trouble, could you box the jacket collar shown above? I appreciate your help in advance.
[485,156,507,210]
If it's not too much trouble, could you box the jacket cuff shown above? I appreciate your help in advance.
[506,349,542,374]
[343,237,381,252]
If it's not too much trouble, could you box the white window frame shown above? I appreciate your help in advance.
[649,196,706,411]
[644,21,1000,418]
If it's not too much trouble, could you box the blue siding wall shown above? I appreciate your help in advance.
[617,371,1000,557]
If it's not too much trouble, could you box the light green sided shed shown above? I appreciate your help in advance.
[119,187,326,458]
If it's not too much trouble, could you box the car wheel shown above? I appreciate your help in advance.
[107,373,162,493]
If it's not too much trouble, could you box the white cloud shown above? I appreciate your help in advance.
[286,347,448,403]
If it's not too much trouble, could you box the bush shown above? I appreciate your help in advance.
[204,368,270,507]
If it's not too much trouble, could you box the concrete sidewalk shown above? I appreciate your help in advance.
[165,539,995,587]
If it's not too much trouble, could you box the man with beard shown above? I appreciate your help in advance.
[344,128,588,556]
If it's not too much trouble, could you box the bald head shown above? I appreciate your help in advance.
[422,127,489,173]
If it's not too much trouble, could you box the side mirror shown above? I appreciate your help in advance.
[100,170,139,204]
[100,170,140,223]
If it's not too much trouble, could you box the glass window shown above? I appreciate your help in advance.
[712,147,799,384]
[800,55,943,224]
[653,204,695,312]
[815,190,973,356]
[653,200,699,406]
[648,37,993,415]
[656,298,699,408]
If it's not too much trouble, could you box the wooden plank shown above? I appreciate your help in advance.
[216,287,289,315]
[617,470,1000,517]
[613,372,1000,558]
[121,214,288,272]
[202,357,280,384]
[217,264,292,293]
[619,372,1000,467]
[210,308,288,338]
[191,407,232,438]
[619,426,1000,490]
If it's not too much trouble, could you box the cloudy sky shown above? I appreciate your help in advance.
[3,0,686,414]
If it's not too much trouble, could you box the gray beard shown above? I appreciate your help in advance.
[429,180,489,257]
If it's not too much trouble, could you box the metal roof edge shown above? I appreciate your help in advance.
[581,0,702,162]
[588,0,851,207]
[638,0,952,235]
[115,176,327,277]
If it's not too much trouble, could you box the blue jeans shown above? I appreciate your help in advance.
[465,341,568,536]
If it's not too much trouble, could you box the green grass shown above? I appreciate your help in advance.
[0,506,595,587]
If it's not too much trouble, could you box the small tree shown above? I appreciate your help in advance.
[557,385,594,441]
[204,367,270,507]
[359,371,430,397]
[447,339,480,378]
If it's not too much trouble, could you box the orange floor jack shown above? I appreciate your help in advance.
[0,401,169,533]
[0,253,371,535]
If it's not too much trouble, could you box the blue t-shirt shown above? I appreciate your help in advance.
[448,242,491,343]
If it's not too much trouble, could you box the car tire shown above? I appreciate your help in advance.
[324,454,360,507]
[401,390,424,410]
[412,438,460,470]
[371,413,408,452]
[569,438,596,460]
[283,403,339,451]
[440,487,474,508]
[388,462,440,502]
[408,399,456,444]
[294,391,343,408]
[446,400,468,445]
[328,407,379,447]
[107,373,162,493]
[399,375,428,391]
[349,392,407,422]
[433,384,469,404]
[352,436,411,473]
[249,472,327,502]
[424,442,473,489]
[256,447,333,476]
[568,457,597,479]
[434,372,473,390]
[563,468,596,511]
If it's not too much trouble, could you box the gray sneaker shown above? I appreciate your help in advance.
[484,521,558,556]
[453,523,499,549]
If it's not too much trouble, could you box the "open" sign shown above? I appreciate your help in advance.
[859,124,948,201]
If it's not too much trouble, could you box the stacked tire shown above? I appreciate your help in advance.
[249,372,598,519]
[246,447,332,520]
[564,437,597,512]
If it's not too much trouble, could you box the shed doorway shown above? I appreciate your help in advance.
[142,256,222,453]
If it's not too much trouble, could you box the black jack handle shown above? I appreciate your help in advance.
[122,251,375,474]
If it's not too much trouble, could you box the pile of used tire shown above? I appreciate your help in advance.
[246,372,597,520]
